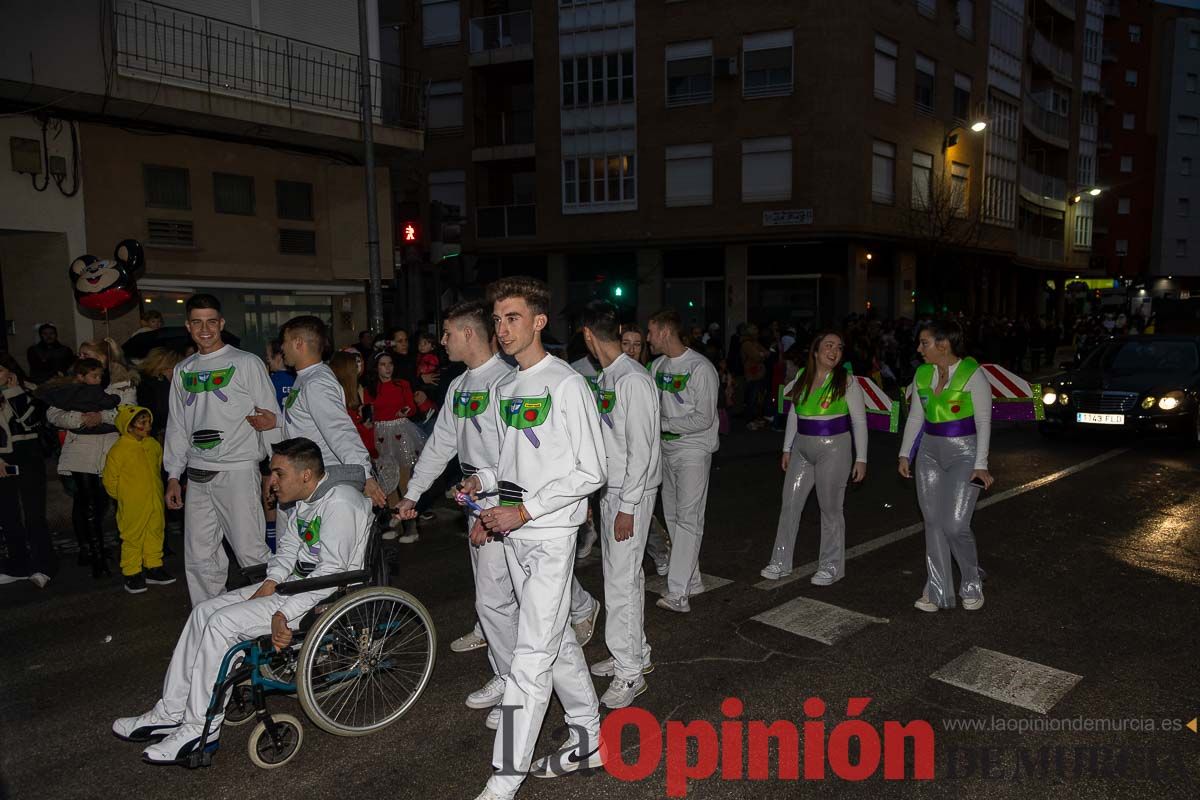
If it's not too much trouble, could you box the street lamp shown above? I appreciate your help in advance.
[943,118,988,150]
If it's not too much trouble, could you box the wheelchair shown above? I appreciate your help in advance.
[187,506,437,770]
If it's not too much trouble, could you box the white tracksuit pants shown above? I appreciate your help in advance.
[487,531,601,799]
[599,488,656,680]
[662,449,713,598]
[184,469,269,606]
[150,583,283,730]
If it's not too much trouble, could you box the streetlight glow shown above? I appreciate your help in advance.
[1089,187,1102,196]
[970,120,987,132]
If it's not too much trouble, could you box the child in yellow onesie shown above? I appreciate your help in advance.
[103,405,176,594]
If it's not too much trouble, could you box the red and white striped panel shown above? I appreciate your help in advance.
[855,375,892,412]
[980,363,1036,400]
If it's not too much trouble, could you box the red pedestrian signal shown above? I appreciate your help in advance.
[402,221,421,243]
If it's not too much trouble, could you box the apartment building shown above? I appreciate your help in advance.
[1,0,423,358]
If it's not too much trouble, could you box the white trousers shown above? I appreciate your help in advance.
[152,582,283,729]
[487,532,601,799]
[662,450,713,598]
[599,488,655,680]
[183,469,269,606]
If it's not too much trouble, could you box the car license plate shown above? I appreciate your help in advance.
[1076,412,1124,425]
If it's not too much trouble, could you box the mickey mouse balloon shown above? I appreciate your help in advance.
[69,239,144,317]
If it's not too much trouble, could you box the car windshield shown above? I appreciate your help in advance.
[1082,340,1200,373]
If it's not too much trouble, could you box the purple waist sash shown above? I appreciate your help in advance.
[795,415,852,437]
[926,418,977,437]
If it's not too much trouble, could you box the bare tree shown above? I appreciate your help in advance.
[904,164,992,266]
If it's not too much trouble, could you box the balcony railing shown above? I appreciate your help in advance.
[477,204,536,238]
[1032,31,1073,81]
[1024,95,1071,144]
[469,10,533,54]
[1021,164,1067,201]
[1018,231,1065,262]
[1044,0,1077,21]
[480,110,534,147]
[112,0,423,129]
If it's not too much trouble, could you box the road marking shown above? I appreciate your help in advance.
[751,597,887,645]
[645,573,733,597]
[931,646,1083,714]
[755,447,1130,590]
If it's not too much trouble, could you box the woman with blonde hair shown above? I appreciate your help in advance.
[136,347,182,439]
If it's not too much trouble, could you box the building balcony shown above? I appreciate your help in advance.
[468,10,533,67]
[477,204,536,239]
[1031,30,1074,83]
[1044,0,1077,20]
[1018,231,1066,263]
[1023,95,1071,148]
[472,110,535,161]
[1021,165,1068,205]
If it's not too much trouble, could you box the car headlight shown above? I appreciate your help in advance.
[1158,391,1184,411]
[1141,396,1156,410]
[1042,390,1057,405]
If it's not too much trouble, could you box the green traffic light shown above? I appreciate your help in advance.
[613,286,624,297]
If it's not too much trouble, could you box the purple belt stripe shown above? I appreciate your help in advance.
[795,415,852,437]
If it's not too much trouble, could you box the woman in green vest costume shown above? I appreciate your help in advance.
[898,319,994,612]
[761,331,868,584]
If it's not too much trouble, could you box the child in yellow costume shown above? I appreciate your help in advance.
[103,406,177,594]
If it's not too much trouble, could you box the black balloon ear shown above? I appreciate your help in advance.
[69,255,95,278]
[114,239,144,272]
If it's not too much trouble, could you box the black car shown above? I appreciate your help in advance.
[1040,336,1200,444]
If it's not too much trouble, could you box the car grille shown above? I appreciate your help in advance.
[1072,391,1138,414]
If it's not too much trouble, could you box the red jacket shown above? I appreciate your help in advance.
[364,379,417,423]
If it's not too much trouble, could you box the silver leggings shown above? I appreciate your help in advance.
[915,434,983,607]
[767,433,852,575]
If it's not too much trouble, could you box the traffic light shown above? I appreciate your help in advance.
[430,201,463,263]
[401,220,421,244]
[612,284,624,298]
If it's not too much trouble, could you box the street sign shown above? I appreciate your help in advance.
[763,209,814,226]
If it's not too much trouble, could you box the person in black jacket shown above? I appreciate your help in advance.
[26,323,75,384]
[0,354,53,587]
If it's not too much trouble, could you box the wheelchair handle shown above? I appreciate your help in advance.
[275,569,371,595]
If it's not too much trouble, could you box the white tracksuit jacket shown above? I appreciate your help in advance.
[596,353,662,507]
[281,362,372,473]
[651,348,720,456]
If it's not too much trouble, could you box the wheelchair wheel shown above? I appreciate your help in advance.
[296,587,436,736]
[247,713,303,769]
[223,683,256,727]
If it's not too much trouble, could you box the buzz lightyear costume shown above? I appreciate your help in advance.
[165,345,280,605]
[898,357,993,609]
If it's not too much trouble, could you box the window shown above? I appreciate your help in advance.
[147,219,193,247]
[741,137,792,202]
[1079,153,1095,186]
[427,80,464,130]
[983,93,1018,226]
[874,35,897,102]
[429,170,466,216]
[1120,155,1133,173]
[275,181,313,221]
[422,0,460,46]
[956,0,974,38]
[1123,112,1135,130]
[1118,197,1131,215]
[742,31,793,98]
[213,173,254,216]
[1129,24,1141,43]
[1125,69,1138,87]
[1179,198,1191,217]
[1115,239,1129,256]
[1085,30,1101,64]
[912,150,933,209]
[1180,116,1200,135]
[279,229,316,256]
[562,154,636,209]
[916,0,935,18]
[1184,157,1193,176]
[953,73,972,122]
[665,144,713,207]
[1190,29,1199,50]
[563,52,635,107]
[915,54,936,115]
[872,140,896,204]
[665,41,713,106]
[1187,74,1198,94]
[1177,239,1189,257]
[143,166,190,210]
[951,161,969,214]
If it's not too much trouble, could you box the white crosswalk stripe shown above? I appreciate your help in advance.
[644,572,732,597]
[751,597,887,645]
[931,646,1082,714]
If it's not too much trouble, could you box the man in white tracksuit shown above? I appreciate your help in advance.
[113,437,372,764]
[165,294,277,605]
[247,315,386,507]
[647,308,720,614]
[581,300,661,708]
[461,277,606,800]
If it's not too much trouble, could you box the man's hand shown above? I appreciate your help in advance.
[897,457,912,479]
[481,506,524,535]
[457,476,482,501]
[270,612,293,651]
[364,477,387,507]
[781,452,791,472]
[851,462,868,483]
[469,519,491,546]
[395,498,418,521]
[613,511,635,542]
[80,411,102,428]
[165,478,184,510]
[245,407,277,432]
[250,579,277,599]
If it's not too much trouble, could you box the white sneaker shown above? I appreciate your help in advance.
[589,656,654,677]
[962,595,985,611]
[0,573,29,585]
[381,529,399,541]
[141,723,218,764]
[472,788,510,800]
[759,562,791,580]
[450,630,488,653]
[465,674,507,709]
[397,531,420,544]
[485,705,502,730]
[29,573,50,589]
[112,705,181,742]
[655,594,690,614]
[600,676,647,709]
[575,523,598,559]
[530,727,605,778]
[914,595,939,613]
[571,602,601,647]
[810,569,839,586]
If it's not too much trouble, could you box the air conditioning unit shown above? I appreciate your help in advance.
[714,57,738,78]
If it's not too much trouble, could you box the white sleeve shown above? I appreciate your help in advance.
[666,360,718,435]
[523,376,608,520]
[782,409,797,453]
[46,406,84,431]
[846,379,869,464]
[404,392,460,501]
[898,383,925,460]
[616,376,658,513]
[275,499,366,623]
[163,367,189,480]
[265,506,301,585]
[246,357,283,449]
[312,376,372,470]
[967,370,992,470]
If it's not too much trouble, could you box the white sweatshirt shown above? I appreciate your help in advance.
[281,362,372,472]
[596,353,662,513]
[163,345,280,480]
[898,359,993,470]
[650,348,720,456]
[265,476,373,623]
[475,353,607,538]
[403,354,513,507]
[780,373,869,463]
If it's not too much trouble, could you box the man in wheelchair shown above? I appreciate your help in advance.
[112,436,373,765]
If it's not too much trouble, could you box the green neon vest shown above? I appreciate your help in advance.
[914,357,980,423]
[777,365,852,417]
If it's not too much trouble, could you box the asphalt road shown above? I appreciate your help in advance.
[2,423,1198,800]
